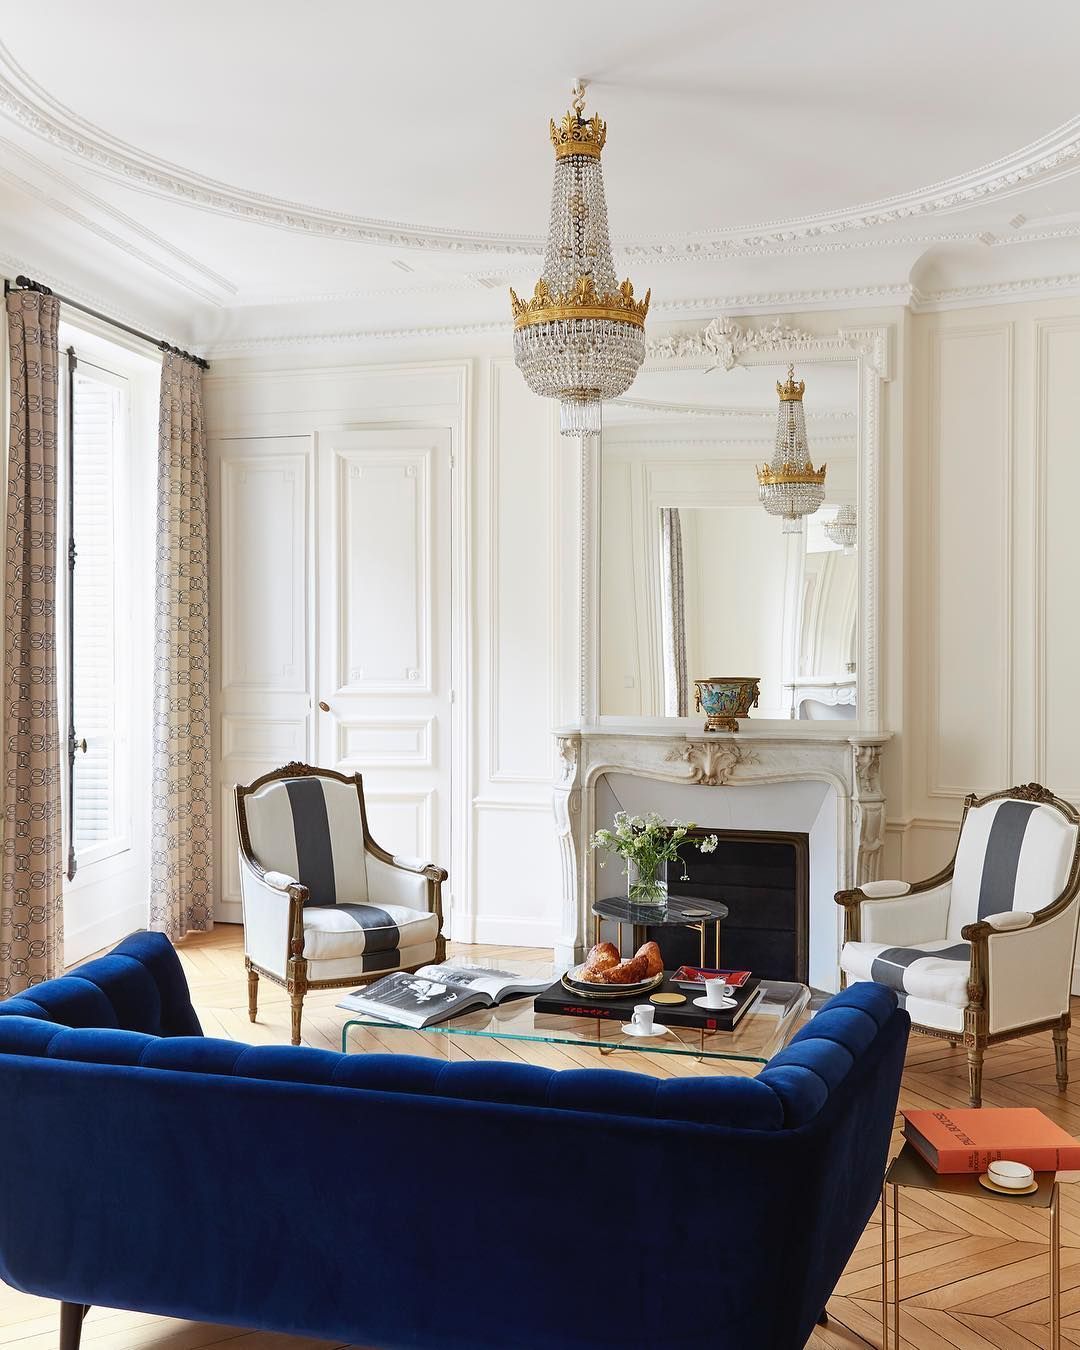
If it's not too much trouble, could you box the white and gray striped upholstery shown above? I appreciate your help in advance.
[841,797,1078,1023]
[243,775,438,974]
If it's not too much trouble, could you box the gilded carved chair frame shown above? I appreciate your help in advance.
[836,783,1080,1107]
[234,762,448,1045]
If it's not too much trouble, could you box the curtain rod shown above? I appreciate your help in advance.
[3,274,209,370]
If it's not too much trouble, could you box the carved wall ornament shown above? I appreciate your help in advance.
[853,743,883,797]
[664,740,754,787]
[646,315,819,367]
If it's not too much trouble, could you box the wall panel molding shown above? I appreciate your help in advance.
[926,323,1013,799]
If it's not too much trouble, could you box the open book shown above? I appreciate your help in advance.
[337,963,554,1029]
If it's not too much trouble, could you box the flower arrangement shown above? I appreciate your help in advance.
[590,812,719,906]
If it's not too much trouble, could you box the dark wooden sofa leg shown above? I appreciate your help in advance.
[59,1301,88,1350]
[816,1308,829,1326]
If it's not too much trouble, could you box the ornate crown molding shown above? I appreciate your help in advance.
[3,39,1080,263]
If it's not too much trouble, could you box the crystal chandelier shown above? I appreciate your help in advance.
[824,503,858,553]
[510,83,650,438]
[757,366,827,533]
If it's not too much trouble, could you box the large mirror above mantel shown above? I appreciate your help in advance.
[578,319,890,735]
[601,360,859,722]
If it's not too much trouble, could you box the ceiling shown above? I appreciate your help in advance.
[1,0,1079,354]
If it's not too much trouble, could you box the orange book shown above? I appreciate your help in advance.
[903,1108,1080,1174]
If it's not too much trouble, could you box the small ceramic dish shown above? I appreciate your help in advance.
[693,994,737,1011]
[620,1022,669,1038]
[987,1160,1035,1190]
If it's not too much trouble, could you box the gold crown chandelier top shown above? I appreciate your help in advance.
[756,365,828,533]
[510,81,650,438]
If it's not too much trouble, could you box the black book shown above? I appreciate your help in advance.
[533,975,762,1031]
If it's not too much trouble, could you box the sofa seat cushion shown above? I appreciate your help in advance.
[302,903,439,962]
[842,938,970,1006]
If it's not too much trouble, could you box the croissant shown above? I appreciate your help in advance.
[636,941,663,977]
[601,954,649,985]
[583,942,620,974]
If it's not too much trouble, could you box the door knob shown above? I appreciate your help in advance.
[77,738,87,754]
[318,701,330,713]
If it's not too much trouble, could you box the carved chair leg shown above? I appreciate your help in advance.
[247,966,259,1023]
[1053,1018,1069,1092]
[289,986,305,1046]
[966,1042,985,1108]
[60,1302,88,1350]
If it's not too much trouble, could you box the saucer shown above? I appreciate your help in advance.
[693,995,737,1011]
[620,1022,669,1038]
[978,1172,1040,1197]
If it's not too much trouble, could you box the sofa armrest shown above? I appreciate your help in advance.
[836,881,952,947]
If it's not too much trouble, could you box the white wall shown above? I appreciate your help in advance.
[899,297,1080,886]
[203,349,564,950]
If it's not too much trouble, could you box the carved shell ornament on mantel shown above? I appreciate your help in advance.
[665,741,754,788]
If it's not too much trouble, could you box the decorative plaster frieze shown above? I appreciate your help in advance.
[664,740,754,786]
[3,39,1080,262]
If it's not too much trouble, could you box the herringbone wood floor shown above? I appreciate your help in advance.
[3,927,1080,1349]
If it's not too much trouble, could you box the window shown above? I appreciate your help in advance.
[60,354,132,874]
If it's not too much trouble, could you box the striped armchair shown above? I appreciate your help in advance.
[235,764,447,1044]
[836,784,1080,1106]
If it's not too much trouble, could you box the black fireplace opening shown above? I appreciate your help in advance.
[656,828,810,983]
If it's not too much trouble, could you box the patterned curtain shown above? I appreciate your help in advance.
[659,506,688,718]
[149,353,213,938]
[1,291,63,994]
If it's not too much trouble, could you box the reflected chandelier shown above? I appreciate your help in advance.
[824,503,858,553]
[757,366,827,533]
[510,83,650,438]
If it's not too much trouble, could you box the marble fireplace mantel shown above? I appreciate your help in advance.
[552,724,891,976]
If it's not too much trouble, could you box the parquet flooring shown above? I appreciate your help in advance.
[3,926,1080,1348]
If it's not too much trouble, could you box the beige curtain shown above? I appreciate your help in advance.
[1,290,63,994]
[149,353,213,938]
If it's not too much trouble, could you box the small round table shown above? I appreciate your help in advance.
[592,894,729,968]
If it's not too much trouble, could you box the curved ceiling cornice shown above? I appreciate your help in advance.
[3,41,1080,262]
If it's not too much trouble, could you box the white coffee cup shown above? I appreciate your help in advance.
[630,1004,656,1033]
[703,979,733,1008]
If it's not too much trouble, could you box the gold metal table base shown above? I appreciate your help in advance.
[880,1145,1061,1349]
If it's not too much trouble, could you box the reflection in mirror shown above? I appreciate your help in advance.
[600,360,858,722]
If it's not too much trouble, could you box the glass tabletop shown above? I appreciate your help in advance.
[341,963,811,1067]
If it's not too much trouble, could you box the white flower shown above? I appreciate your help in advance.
[699,835,719,854]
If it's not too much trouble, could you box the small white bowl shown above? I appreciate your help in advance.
[987,1160,1035,1190]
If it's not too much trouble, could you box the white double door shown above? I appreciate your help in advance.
[214,426,452,923]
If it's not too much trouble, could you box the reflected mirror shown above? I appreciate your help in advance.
[600,359,859,721]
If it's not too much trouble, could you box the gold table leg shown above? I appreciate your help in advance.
[1051,1181,1061,1350]
[892,1183,899,1345]
[880,1184,889,1349]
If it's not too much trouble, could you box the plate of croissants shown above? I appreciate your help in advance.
[562,940,665,998]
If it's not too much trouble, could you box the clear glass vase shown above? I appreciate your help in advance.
[627,859,668,910]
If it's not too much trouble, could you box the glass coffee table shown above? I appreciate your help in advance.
[341,962,811,1073]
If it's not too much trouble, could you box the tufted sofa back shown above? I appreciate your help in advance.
[0,932,900,1131]
[0,931,201,1037]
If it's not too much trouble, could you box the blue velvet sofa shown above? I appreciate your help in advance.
[0,932,908,1350]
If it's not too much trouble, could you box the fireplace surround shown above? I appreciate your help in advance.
[554,727,890,990]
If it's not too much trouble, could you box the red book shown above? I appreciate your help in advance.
[903,1108,1080,1174]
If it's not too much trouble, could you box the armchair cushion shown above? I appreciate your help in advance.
[842,939,970,1007]
[302,902,440,963]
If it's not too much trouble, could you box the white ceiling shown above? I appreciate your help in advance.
[1,0,1080,354]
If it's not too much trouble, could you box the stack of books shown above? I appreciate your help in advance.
[903,1108,1080,1174]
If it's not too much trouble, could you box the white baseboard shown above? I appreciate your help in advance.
[470,915,560,951]
[65,900,149,966]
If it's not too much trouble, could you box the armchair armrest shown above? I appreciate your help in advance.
[836,880,952,946]
[238,851,308,978]
[963,900,1079,1033]
[365,851,447,936]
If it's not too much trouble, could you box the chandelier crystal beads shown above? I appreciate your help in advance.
[511,85,650,438]
[824,503,858,553]
[756,366,827,533]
